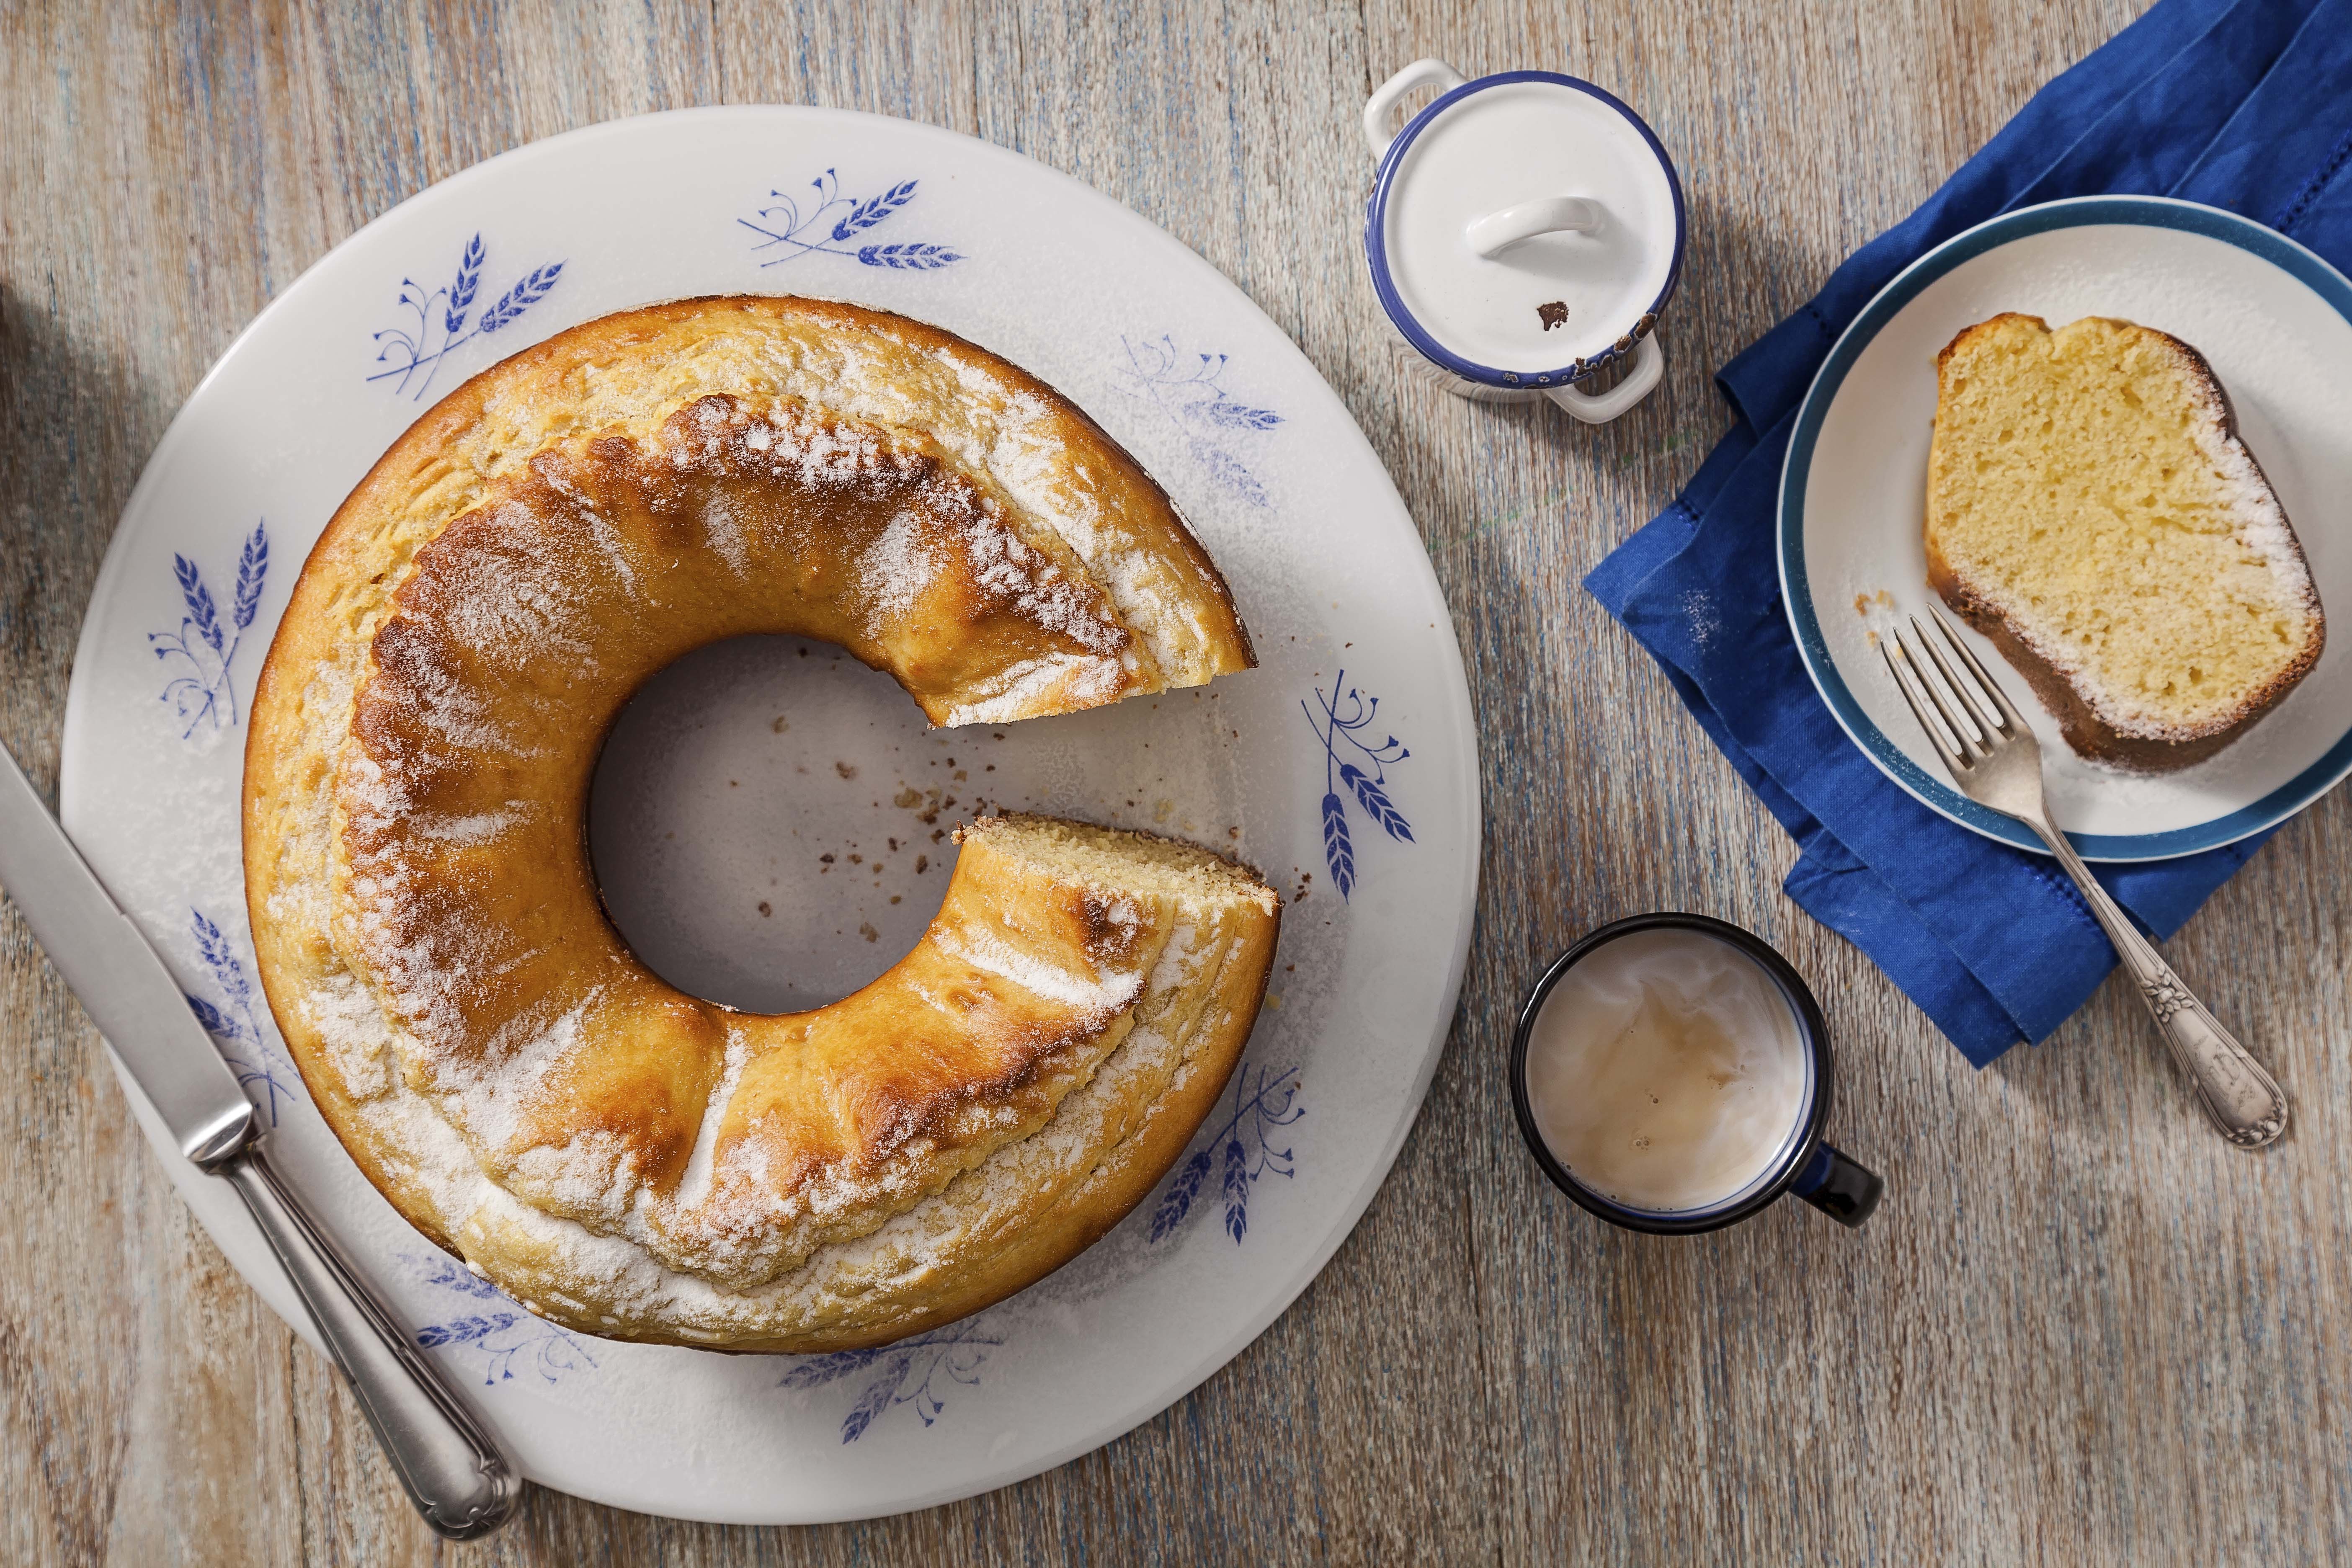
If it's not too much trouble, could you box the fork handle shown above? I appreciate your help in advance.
[2024,818,2287,1148]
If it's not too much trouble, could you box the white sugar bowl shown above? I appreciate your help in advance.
[1362,59,1687,422]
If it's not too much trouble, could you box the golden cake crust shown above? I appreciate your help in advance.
[1924,312,2323,771]
[243,297,1271,1351]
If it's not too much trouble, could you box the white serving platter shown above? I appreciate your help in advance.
[57,106,1480,1524]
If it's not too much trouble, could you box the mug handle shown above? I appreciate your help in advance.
[1789,1140,1884,1228]
[1543,335,1665,424]
[1363,59,1467,157]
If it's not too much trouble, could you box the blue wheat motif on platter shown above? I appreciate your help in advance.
[1148,1060,1302,1245]
[778,1320,1002,1444]
[406,1253,600,1387]
[150,521,266,740]
[369,232,566,400]
[1120,334,1284,507]
[1304,670,1413,902]
[739,169,963,271]
[182,906,300,1127]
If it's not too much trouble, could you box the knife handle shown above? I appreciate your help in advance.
[224,1143,522,1539]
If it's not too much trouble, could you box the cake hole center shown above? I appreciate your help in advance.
[588,634,956,1014]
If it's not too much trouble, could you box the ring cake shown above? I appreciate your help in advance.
[243,296,1280,1352]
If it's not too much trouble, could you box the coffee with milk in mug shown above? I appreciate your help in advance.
[1521,928,1810,1212]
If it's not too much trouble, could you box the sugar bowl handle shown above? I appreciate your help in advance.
[1545,335,1666,423]
[1364,58,1467,156]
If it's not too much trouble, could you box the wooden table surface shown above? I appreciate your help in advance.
[18,0,2352,1561]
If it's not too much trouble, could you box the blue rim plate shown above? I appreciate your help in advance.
[1779,195,2352,862]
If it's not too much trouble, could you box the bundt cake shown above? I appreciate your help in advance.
[1924,312,2323,770]
[244,296,1279,1351]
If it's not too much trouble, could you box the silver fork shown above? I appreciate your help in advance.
[1880,608,2288,1148]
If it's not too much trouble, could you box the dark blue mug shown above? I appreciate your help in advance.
[1509,913,1883,1235]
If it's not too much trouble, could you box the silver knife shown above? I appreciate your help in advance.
[0,739,520,1540]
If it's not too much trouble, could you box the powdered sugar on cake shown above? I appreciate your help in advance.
[930,923,1149,1014]
[2182,375,2308,590]
[289,908,1245,1335]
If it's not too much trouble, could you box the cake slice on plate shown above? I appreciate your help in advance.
[1924,312,2323,770]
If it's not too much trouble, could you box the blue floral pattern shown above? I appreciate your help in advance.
[407,1253,599,1387]
[182,907,300,1127]
[369,233,566,400]
[740,169,963,271]
[1121,335,1285,506]
[149,521,266,740]
[1148,1060,1302,1245]
[1304,671,1413,902]
[778,1321,1002,1444]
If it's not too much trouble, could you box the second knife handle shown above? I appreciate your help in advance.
[224,1143,522,1539]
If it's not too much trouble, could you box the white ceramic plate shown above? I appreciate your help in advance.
[57,107,1479,1524]
[1780,196,2352,860]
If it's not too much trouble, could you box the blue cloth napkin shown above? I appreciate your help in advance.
[1586,0,2352,1065]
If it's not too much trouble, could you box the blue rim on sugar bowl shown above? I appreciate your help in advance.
[1362,59,1688,422]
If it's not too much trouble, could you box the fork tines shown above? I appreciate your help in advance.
[1879,606,2027,772]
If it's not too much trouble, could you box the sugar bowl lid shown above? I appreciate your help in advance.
[1365,65,1686,389]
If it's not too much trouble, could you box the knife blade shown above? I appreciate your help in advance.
[0,740,255,1167]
